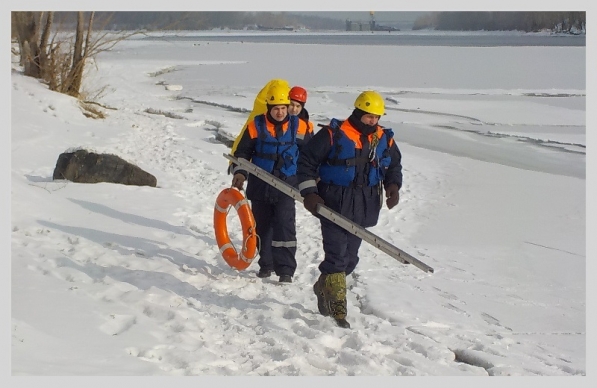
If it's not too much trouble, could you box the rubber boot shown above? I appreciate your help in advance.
[323,272,350,329]
[313,274,329,316]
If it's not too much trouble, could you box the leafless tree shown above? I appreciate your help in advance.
[12,11,143,99]
[12,11,43,78]
[412,11,586,33]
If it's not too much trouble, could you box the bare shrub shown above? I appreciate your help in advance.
[12,11,144,100]
[79,101,106,119]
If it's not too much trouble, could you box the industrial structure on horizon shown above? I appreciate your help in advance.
[346,11,400,31]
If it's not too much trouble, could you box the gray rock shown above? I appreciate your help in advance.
[53,149,157,187]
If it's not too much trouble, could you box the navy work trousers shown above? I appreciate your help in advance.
[318,217,363,276]
[251,196,297,277]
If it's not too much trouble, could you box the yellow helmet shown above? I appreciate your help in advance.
[354,90,385,115]
[266,84,291,105]
[256,79,289,106]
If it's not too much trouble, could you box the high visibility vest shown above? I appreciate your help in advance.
[229,79,290,165]
[319,118,394,187]
[250,114,300,177]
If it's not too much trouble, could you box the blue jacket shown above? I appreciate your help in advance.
[297,117,402,227]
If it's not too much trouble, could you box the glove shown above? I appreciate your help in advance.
[385,184,400,209]
[231,173,246,190]
[303,193,325,216]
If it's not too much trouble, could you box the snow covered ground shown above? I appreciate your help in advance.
[8,30,589,381]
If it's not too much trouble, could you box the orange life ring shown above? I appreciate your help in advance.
[213,187,258,270]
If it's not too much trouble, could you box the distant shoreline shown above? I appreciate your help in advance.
[138,30,586,47]
[140,29,585,37]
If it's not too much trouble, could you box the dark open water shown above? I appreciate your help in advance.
[142,32,585,47]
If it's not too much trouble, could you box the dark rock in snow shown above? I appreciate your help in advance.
[53,149,157,187]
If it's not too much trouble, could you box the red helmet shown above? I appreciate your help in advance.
[289,86,307,103]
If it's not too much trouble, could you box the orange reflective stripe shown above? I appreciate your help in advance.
[247,120,259,139]
[338,121,385,149]
[340,120,362,148]
[264,119,278,137]
[296,120,309,136]
[213,188,258,271]
[326,126,335,143]
[248,115,289,138]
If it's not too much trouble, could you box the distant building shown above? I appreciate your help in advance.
[346,19,371,31]
[257,25,294,31]
[345,18,399,32]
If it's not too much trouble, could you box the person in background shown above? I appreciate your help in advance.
[296,90,403,328]
[288,85,318,184]
[288,86,314,146]
[231,83,313,283]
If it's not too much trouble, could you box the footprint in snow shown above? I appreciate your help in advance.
[99,314,137,336]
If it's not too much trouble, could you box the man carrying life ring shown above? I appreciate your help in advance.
[230,83,313,283]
